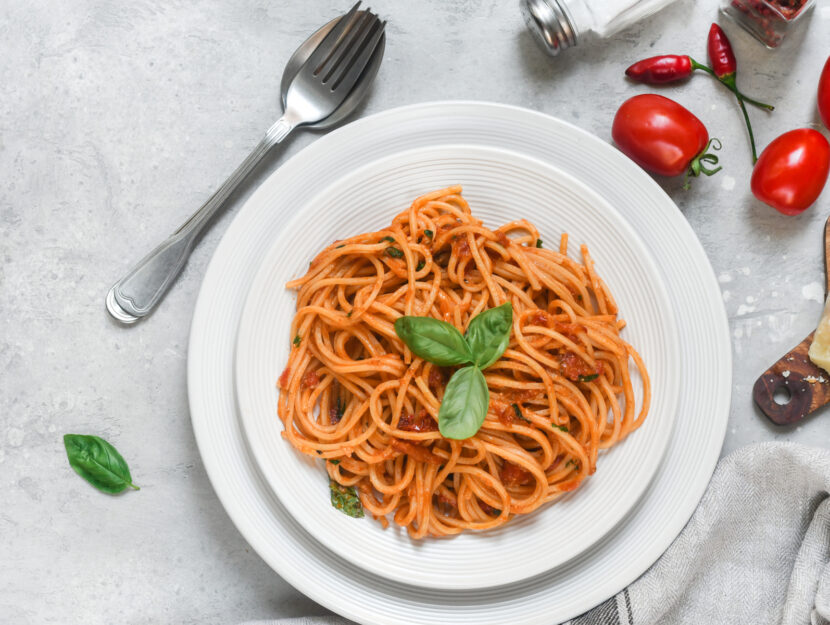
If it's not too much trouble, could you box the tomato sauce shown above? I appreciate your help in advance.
[428,367,446,390]
[398,409,438,432]
[553,321,582,343]
[527,310,550,327]
[301,370,320,389]
[500,461,533,487]
[390,439,443,465]
[452,237,472,260]
[559,352,599,382]
[278,367,291,389]
[478,501,499,515]
[496,403,514,426]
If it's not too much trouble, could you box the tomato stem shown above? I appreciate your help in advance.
[685,138,723,189]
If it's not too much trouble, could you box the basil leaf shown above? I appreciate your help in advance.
[293,334,301,346]
[465,302,513,369]
[394,316,474,366]
[536,239,543,248]
[578,373,598,382]
[438,366,489,440]
[552,424,568,432]
[424,229,434,239]
[329,480,364,518]
[386,247,404,258]
[63,434,139,494]
[380,236,395,243]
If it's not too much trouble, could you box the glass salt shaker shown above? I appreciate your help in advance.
[521,0,680,57]
[720,0,816,48]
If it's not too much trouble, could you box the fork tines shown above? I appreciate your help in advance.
[306,2,385,94]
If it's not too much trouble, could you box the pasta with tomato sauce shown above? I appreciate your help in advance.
[277,186,650,538]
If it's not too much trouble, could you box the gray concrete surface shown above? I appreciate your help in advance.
[2,0,830,623]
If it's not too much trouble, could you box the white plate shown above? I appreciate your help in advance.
[235,144,680,589]
[189,101,731,624]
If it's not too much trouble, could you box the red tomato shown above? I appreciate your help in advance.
[612,94,714,178]
[751,129,830,216]
[819,56,830,130]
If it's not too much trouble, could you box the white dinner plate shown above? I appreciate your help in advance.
[189,101,731,624]
[234,144,680,589]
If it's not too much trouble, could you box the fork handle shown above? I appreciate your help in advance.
[106,116,296,324]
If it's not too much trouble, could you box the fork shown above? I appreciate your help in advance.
[106,3,386,324]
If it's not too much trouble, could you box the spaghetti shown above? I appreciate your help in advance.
[278,186,650,538]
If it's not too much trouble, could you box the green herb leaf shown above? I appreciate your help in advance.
[552,424,569,432]
[329,480,364,518]
[347,311,353,318]
[536,239,543,248]
[293,334,301,346]
[565,459,579,470]
[394,316,474,366]
[578,373,598,382]
[416,261,425,271]
[438,366,489,440]
[386,247,404,259]
[424,229,434,239]
[511,403,531,423]
[380,236,395,243]
[63,434,139,494]
[328,459,341,465]
[464,302,513,369]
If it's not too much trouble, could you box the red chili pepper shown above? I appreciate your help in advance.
[625,46,773,114]
[626,55,699,84]
[707,23,771,163]
[707,24,737,82]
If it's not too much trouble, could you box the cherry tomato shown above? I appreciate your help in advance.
[612,94,720,180]
[751,129,830,216]
[819,56,830,131]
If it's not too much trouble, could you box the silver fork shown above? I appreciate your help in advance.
[106,3,386,324]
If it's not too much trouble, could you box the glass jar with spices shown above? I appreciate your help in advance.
[720,0,816,48]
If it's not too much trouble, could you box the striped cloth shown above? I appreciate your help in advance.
[243,442,830,625]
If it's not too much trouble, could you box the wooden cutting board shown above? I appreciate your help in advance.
[753,217,830,425]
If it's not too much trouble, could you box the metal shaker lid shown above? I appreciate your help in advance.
[520,0,578,57]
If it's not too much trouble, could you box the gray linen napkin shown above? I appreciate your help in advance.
[242,442,830,625]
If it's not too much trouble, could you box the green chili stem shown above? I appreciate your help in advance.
[690,59,715,76]
[736,94,758,163]
[736,91,774,111]
[692,59,775,111]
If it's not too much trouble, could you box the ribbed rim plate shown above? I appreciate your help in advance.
[234,144,680,589]
[188,101,730,624]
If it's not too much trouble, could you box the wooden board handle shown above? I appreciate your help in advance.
[753,331,830,425]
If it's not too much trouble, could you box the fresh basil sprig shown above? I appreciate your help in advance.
[394,302,513,440]
[63,434,139,494]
